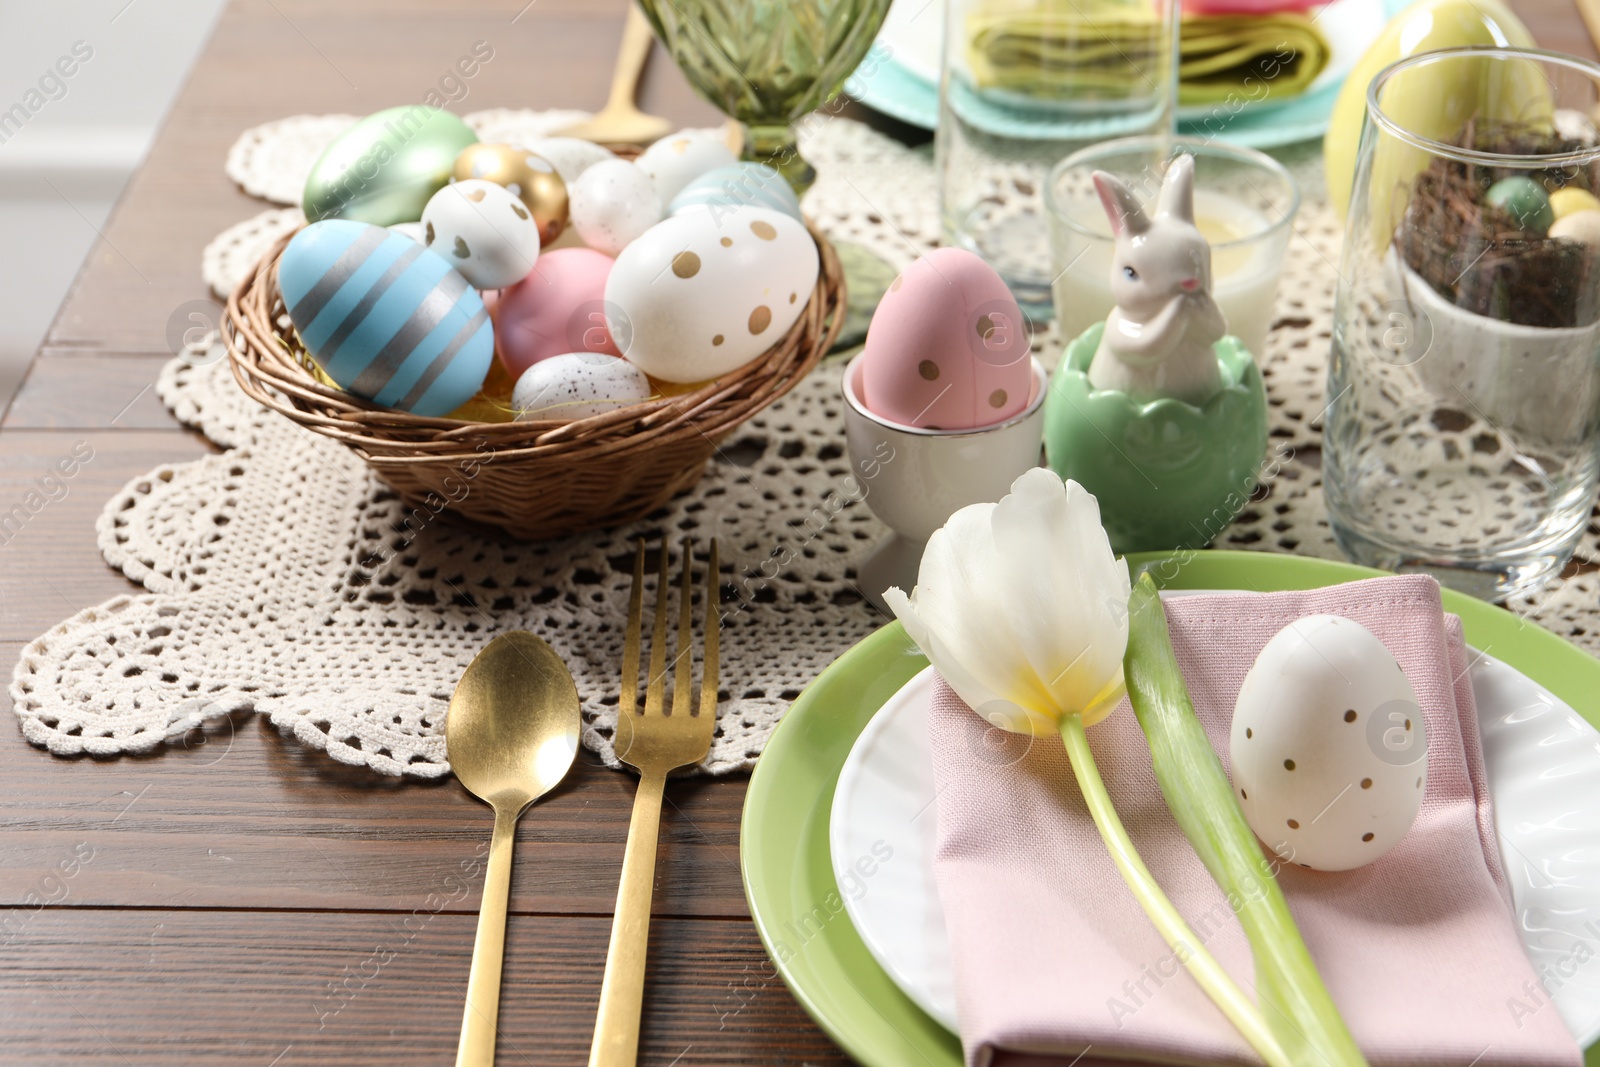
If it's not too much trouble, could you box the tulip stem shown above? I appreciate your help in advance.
[1057,713,1290,1067]
[1123,573,1367,1064]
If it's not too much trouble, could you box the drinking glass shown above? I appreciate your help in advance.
[1324,47,1600,600]
[938,0,1179,316]
[1046,136,1298,358]
[637,0,894,192]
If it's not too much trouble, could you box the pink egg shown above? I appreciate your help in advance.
[494,247,620,377]
[859,248,1031,430]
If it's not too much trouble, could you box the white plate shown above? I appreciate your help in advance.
[830,647,1600,1044]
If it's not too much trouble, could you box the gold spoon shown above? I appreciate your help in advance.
[556,5,674,146]
[447,631,582,1067]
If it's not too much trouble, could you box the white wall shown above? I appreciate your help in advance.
[0,0,226,402]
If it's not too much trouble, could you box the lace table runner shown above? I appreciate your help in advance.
[12,109,1599,778]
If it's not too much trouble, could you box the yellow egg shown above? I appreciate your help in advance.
[1550,187,1600,221]
[1324,0,1539,225]
[1550,210,1600,248]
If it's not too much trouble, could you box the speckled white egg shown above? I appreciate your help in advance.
[420,178,541,289]
[1231,614,1427,872]
[522,137,615,184]
[511,352,653,421]
[635,130,737,203]
[604,205,818,383]
[389,221,425,243]
[568,160,661,257]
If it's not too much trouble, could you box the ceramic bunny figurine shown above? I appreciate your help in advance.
[1087,154,1227,405]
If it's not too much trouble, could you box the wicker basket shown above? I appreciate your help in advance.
[224,222,844,540]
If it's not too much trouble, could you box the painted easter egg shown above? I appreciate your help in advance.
[512,353,653,421]
[604,205,818,383]
[522,137,615,184]
[1324,0,1537,223]
[859,248,1031,430]
[667,163,803,223]
[1231,615,1427,872]
[569,159,661,257]
[389,221,425,243]
[1550,186,1600,220]
[279,220,493,417]
[421,179,542,290]
[451,143,569,245]
[1485,176,1553,234]
[302,106,478,226]
[635,130,738,204]
[495,247,620,377]
[1551,210,1600,248]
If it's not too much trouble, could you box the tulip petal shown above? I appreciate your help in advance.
[886,582,1039,729]
[915,505,1056,716]
[885,471,1132,737]
[989,470,1130,719]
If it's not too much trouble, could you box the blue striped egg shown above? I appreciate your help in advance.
[279,220,493,417]
[666,163,803,223]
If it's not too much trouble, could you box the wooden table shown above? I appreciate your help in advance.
[0,1,1589,1063]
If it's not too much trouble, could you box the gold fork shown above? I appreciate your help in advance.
[589,537,720,1067]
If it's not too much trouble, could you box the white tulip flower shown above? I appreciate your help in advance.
[882,466,1316,1067]
[884,467,1132,737]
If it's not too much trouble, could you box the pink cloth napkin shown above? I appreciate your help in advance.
[929,574,1580,1067]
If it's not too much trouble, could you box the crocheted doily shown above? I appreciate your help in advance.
[14,110,1599,779]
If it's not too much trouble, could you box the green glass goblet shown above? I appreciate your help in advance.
[636,0,893,193]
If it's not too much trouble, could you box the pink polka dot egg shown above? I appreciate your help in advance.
[859,248,1032,430]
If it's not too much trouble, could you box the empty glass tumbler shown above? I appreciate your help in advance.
[1323,47,1600,600]
[938,0,1179,316]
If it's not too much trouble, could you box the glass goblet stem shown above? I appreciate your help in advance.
[745,122,816,195]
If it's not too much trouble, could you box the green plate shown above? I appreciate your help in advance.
[740,550,1600,1066]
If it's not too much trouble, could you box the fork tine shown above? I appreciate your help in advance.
[699,539,719,719]
[643,541,671,716]
[619,540,645,718]
[671,538,695,717]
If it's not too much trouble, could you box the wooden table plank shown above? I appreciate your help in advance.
[0,432,208,641]
[4,354,181,431]
[3,909,847,1065]
[0,689,749,917]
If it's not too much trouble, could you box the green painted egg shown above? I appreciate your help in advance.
[302,106,478,226]
[1485,176,1553,234]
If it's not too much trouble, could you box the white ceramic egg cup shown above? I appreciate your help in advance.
[842,353,1048,613]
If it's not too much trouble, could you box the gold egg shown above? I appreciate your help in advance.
[451,143,569,245]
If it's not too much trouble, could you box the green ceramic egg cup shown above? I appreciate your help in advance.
[1044,322,1270,555]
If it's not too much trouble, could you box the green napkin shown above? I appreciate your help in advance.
[967,0,1331,107]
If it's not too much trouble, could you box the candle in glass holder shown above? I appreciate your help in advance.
[1047,139,1298,365]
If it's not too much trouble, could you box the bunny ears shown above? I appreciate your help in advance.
[1092,154,1197,237]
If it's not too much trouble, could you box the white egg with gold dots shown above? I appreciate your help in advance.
[420,178,542,290]
[1230,614,1428,872]
[604,205,818,384]
[635,128,738,204]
